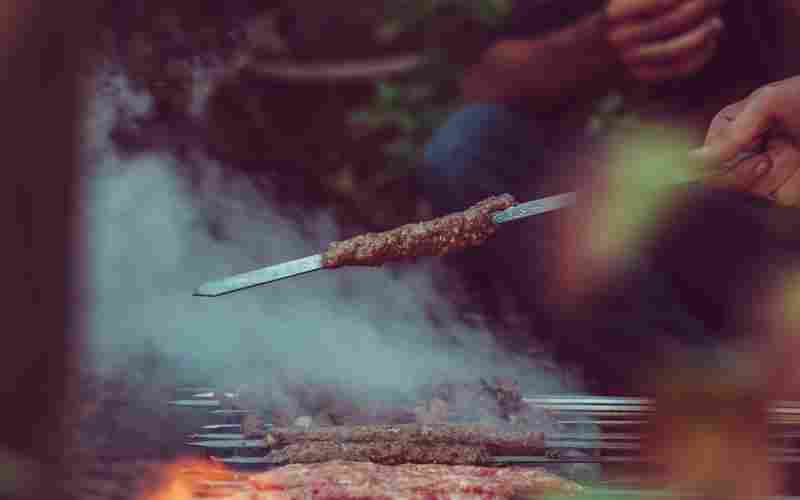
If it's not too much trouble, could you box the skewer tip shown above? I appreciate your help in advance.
[193,286,221,297]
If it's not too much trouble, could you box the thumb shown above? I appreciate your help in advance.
[693,96,772,165]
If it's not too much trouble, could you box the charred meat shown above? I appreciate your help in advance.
[321,194,516,268]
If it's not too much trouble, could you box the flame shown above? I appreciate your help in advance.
[138,457,243,500]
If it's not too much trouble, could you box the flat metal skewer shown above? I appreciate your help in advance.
[187,439,270,449]
[210,409,251,416]
[192,391,237,399]
[194,192,576,297]
[188,433,252,441]
[175,386,217,393]
[207,453,800,466]
[170,399,223,408]
[525,396,650,406]
[202,424,246,432]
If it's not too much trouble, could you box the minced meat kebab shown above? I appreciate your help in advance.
[321,194,516,268]
[261,423,545,466]
[265,423,544,455]
[267,442,491,466]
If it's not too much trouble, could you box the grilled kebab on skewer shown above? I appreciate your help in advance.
[195,193,576,295]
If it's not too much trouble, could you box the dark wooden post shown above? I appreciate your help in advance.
[0,2,97,499]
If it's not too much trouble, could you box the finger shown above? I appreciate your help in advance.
[772,168,800,207]
[694,89,775,164]
[628,34,718,82]
[609,0,725,46]
[704,100,747,145]
[607,0,682,22]
[620,15,723,65]
[749,138,800,198]
[704,153,771,191]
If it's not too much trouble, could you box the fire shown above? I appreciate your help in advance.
[139,457,245,500]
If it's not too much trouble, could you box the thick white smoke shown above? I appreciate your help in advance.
[79,63,577,405]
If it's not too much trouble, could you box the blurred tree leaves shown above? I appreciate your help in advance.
[351,0,512,170]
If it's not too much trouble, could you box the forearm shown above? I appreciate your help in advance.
[461,12,623,112]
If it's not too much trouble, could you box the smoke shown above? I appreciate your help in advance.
[79,63,576,412]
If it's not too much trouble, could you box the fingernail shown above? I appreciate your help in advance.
[755,161,770,175]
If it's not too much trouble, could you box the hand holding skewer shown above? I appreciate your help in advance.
[694,76,800,206]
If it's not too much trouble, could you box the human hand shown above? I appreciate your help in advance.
[605,0,725,82]
[696,78,800,206]
[694,76,800,164]
[703,138,800,207]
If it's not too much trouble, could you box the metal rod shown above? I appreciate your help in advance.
[490,456,646,465]
[202,424,243,432]
[210,456,280,465]
[188,433,249,441]
[175,387,217,393]
[525,396,651,406]
[210,410,251,416]
[170,400,222,408]
[558,420,646,426]
[192,391,237,399]
[545,440,641,450]
[492,455,800,465]
[547,433,641,441]
[187,439,268,449]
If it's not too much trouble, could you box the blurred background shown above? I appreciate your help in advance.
[9,1,800,499]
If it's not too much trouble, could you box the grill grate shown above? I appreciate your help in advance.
[171,390,800,497]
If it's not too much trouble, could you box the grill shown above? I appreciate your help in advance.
[160,388,800,498]
[169,391,800,466]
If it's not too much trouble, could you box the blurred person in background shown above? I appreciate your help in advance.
[419,0,789,213]
[416,0,796,393]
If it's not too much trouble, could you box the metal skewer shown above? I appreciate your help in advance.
[193,192,576,296]
[188,433,254,441]
[202,424,245,432]
[210,409,251,416]
[170,399,223,408]
[206,453,800,466]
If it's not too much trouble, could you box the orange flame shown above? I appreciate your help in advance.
[138,457,245,500]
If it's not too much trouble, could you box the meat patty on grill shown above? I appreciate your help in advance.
[242,460,582,499]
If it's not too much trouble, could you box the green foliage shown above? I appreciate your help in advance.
[352,0,511,169]
[381,0,512,33]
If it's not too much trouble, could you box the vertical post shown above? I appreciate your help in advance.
[0,2,97,499]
